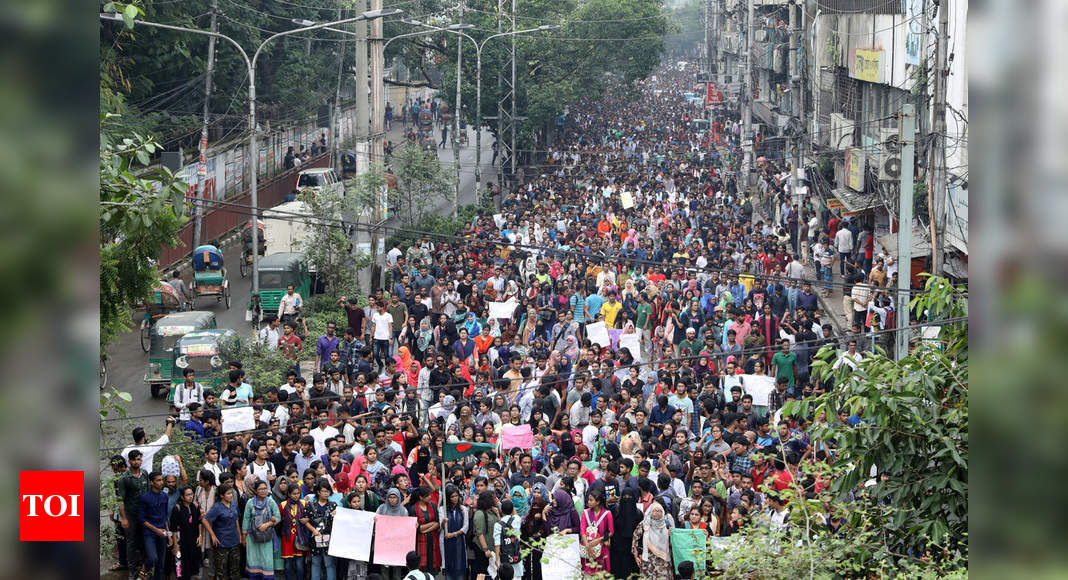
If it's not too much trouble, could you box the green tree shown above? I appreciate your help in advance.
[99,113,190,349]
[780,276,968,567]
[387,144,456,227]
[297,181,373,298]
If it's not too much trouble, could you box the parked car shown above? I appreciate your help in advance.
[294,167,343,197]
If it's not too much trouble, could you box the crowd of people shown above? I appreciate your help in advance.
[110,62,897,580]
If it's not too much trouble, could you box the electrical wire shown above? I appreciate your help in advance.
[114,191,946,296]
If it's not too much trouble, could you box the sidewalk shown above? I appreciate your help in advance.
[750,200,849,335]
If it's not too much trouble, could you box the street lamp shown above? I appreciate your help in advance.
[100,8,403,298]
[388,21,559,209]
[472,25,558,198]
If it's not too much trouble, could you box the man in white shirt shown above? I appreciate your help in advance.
[121,419,175,473]
[371,303,394,372]
[201,444,224,485]
[248,442,277,483]
[834,226,854,277]
[277,284,303,322]
[833,339,864,371]
[309,409,340,457]
[257,316,281,349]
[386,242,403,267]
[785,255,805,280]
[173,368,205,421]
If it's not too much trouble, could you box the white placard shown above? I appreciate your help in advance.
[619,333,642,362]
[741,374,776,407]
[586,321,610,347]
[542,533,581,580]
[328,507,375,561]
[221,406,255,433]
[489,300,517,320]
[620,191,634,209]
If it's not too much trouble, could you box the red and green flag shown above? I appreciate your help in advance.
[443,440,496,462]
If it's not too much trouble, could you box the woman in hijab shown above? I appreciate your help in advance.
[409,445,433,487]
[509,485,529,518]
[414,318,434,363]
[441,484,468,580]
[396,346,420,385]
[631,500,674,580]
[563,335,581,366]
[271,472,289,504]
[543,489,580,535]
[377,487,409,519]
[463,312,482,337]
[522,490,549,580]
[609,488,642,579]
[557,428,577,460]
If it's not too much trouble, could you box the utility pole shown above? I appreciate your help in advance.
[330,0,345,172]
[193,0,218,250]
[452,0,464,218]
[509,0,517,183]
[928,0,949,275]
[742,0,754,189]
[369,0,385,289]
[788,0,799,201]
[896,104,915,360]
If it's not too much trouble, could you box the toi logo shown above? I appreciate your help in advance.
[20,471,84,541]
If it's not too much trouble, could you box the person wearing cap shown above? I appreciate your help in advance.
[679,327,703,357]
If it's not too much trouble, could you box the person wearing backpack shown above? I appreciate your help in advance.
[402,550,433,580]
[241,479,280,580]
[580,490,614,574]
[654,472,680,523]
[493,499,523,579]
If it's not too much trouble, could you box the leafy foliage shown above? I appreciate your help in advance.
[297,182,372,298]
[437,0,667,149]
[778,277,968,569]
[100,114,190,349]
[387,143,457,227]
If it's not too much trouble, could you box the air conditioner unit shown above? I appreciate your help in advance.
[829,113,854,150]
[875,127,902,181]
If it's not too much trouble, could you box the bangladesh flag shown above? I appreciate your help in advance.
[443,441,496,461]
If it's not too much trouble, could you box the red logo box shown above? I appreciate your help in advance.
[20,471,84,541]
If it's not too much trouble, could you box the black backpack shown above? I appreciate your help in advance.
[498,515,521,564]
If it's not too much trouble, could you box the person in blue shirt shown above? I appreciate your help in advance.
[648,395,676,438]
[584,291,605,321]
[138,472,171,580]
[184,403,206,441]
[203,484,243,579]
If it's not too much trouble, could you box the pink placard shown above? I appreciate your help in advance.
[500,423,534,451]
[372,515,417,566]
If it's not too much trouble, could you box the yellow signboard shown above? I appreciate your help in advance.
[851,49,882,83]
[845,148,866,192]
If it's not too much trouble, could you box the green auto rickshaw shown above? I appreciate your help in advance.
[170,329,240,401]
[144,311,217,398]
[252,252,310,328]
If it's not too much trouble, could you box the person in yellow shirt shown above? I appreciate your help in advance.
[601,292,623,328]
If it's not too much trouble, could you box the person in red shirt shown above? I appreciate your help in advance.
[769,454,798,494]
[750,453,773,489]
[827,214,841,242]
[278,321,304,374]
